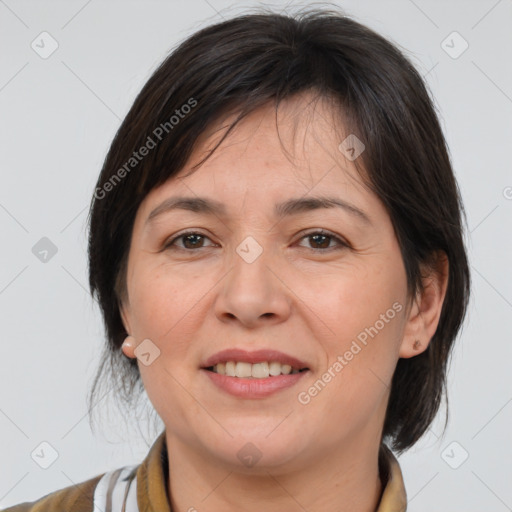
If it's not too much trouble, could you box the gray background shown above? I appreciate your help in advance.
[1,0,511,510]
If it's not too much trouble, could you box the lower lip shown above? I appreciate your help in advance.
[201,368,309,398]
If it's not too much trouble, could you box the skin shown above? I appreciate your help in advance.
[120,93,449,512]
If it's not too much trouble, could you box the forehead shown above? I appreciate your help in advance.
[189,93,355,172]
[128,95,401,259]
[130,95,398,236]
[142,94,373,211]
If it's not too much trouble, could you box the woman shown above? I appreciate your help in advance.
[4,7,470,512]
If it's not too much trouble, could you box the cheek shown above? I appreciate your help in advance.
[302,258,405,405]
[127,260,223,379]
[302,257,405,346]
[129,266,204,422]
[301,293,404,441]
[130,261,196,326]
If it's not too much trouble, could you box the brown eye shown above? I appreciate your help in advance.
[298,230,348,251]
[165,231,215,250]
[308,233,331,249]
[181,233,205,249]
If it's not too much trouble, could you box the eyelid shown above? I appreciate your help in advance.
[163,229,216,249]
[164,228,350,251]
[295,228,350,250]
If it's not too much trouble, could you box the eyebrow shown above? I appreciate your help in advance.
[145,196,372,226]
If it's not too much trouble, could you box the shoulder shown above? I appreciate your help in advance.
[2,432,165,512]
[1,473,105,512]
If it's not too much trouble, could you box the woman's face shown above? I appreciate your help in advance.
[120,95,423,471]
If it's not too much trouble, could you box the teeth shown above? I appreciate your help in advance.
[252,362,269,378]
[211,361,304,378]
[225,361,236,377]
[269,361,281,376]
[281,364,292,375]
[235,362,252,378]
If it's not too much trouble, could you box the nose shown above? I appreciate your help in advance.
[214,242,292,329]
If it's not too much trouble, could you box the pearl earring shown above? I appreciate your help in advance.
[122,335,136,351]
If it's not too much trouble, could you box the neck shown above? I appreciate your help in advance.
[165,433,384,512]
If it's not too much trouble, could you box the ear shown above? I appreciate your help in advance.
[119,301,136,359]
[399,251,449,358]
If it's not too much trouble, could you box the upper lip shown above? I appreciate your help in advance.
[201,349,309,370]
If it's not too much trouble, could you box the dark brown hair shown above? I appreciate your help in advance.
[87,6,470,453]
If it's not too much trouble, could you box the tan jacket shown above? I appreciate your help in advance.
[2,431,407,511]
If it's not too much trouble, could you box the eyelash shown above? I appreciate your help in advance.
[163,229,349,253]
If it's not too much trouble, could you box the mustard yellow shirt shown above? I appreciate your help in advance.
[2,431,407,511]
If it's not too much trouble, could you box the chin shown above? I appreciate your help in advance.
[201,428,310,472]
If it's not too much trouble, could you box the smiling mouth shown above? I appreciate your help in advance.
[204,361,309,378]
